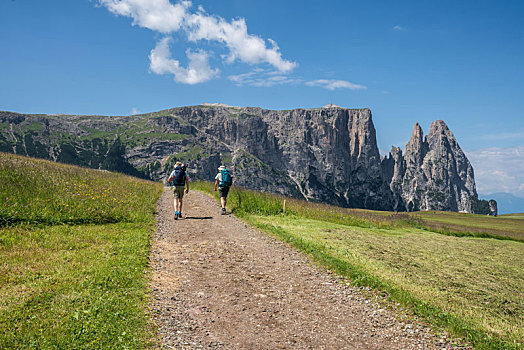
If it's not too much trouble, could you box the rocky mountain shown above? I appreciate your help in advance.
[0,105,493,213]
[382,120,478,212]
[481,193,524,215]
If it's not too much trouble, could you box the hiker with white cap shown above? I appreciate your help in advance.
[168,161,189,220]
[214,165,233,215]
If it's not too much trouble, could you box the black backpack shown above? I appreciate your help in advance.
[171,166,186,186]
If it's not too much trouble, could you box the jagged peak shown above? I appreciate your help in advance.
[428,119,451,135]
[413,121,422,132]
[408,122,424,144]
[426,119,460,151]
[390,146,402,155]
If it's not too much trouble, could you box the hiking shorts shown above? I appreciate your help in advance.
[173,186,185,199]
[218,186,230,198]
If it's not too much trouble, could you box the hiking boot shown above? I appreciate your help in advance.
[221,208,226,215]
[178,212,183,219]
[174,215,178,220]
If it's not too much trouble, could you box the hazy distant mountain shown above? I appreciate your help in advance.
[481,192,524,215]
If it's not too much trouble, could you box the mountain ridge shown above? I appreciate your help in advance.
[0,105,493,213]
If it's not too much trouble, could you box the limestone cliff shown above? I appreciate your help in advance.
[0,106,485,212]
[382,120,477,212]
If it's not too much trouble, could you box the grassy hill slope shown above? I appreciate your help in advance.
[0,153,163,349]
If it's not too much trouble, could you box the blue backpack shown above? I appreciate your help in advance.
[219,169,232,187]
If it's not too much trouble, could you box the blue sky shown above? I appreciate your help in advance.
[1,0,523,197]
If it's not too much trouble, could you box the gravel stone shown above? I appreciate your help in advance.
[150,189,468,349]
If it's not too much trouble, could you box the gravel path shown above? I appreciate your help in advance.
[150,188,463,349]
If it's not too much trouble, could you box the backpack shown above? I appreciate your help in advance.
[171,166,186,186]
[219,169,232,188]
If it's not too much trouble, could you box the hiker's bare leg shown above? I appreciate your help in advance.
[179,198,183,214]
[174,198,180,213]
[221,197,226,209]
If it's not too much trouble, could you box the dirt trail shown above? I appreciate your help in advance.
[150,189,457,349]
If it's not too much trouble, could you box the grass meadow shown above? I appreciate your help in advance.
[0,153,163,349]
[413,211,524,241]
[193,181,524,350]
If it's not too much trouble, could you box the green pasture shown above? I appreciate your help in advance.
[413,211,523,241]
[0,153,163,349]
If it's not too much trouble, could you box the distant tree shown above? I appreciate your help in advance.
[470,197,491,215]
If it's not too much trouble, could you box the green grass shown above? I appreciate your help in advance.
[79,127,117,141]
[21,122,44,132]
[0,153,159,226]
[0,153,163,349]
[413,211,524,241]
[127,132,188,146]
[174,146,209,160]
[501,213,524,218]
[193,181,524,349]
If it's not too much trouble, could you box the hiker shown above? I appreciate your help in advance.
[168,161,189,220]
[214,165,232,215]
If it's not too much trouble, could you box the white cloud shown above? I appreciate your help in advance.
[185,12,297,72]
[131,107,141,114]
[465,146,524,195]
[393,25,405,31]
[98,1,368,89]
[228,69,301,87]
[306,79,367,91]
[97,0,297,83]
[229,72,368,91]
[149,37,219,84]
[98,0,190,33]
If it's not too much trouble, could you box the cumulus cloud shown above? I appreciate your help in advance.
[393,25,405,31]
[185,13,297,72]
[97,0,296,84]
[98,0,190,33]
[149,37,219,84]
[305,79,367,91]
[98,1,368,89]
[465,146,524,195]
[131,107,141,114]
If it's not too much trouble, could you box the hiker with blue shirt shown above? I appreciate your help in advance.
[214,165,232,215]
[168,161,189,220]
